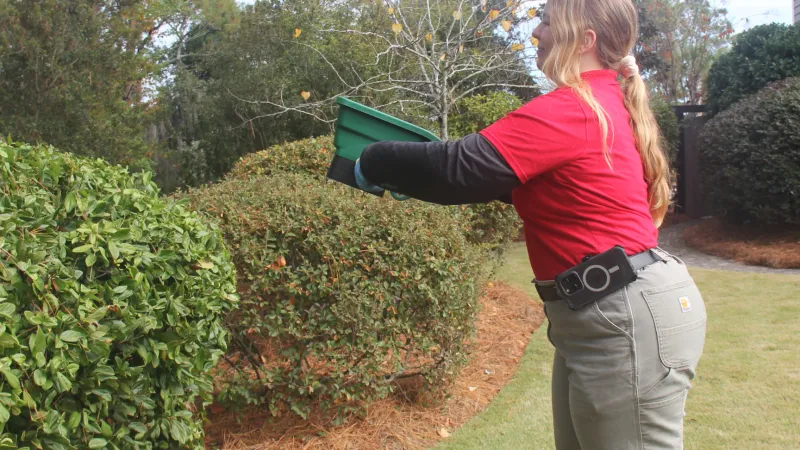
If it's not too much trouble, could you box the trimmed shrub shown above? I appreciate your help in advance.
[0,141,238,448]
[706,23,800,117]
[181,173,483,420]
[229,135,521,249]
[698,78,800,225]
[227,135,334,181]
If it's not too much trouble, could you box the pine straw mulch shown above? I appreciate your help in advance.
[203,281,545,449]
[683,217,800,269]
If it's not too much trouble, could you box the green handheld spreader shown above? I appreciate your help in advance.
[326,96,440,200]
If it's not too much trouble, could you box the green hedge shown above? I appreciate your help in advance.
[706,23,800,117]
[182,174,482,420]
[0,141,238,448]
[229,135,521,250]
[698,78,800,225]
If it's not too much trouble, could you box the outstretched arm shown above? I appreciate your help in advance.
[358,133,521,205]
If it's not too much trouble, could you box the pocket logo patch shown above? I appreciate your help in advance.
[679,296,692,313]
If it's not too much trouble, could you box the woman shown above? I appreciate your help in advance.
[355,0,707,448]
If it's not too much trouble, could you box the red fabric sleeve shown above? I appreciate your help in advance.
[478,90,589,183]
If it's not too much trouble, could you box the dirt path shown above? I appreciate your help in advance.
[658,221,800,276]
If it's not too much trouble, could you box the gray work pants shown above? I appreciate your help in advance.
[543,250,706,449]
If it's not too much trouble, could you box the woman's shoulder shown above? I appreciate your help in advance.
[515,87,589,121]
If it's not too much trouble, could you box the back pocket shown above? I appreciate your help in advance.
[642,278,707,369]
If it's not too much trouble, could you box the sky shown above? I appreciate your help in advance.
[236,0,794,32]
[723,0,793,31]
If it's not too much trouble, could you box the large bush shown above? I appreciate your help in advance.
[229,135,521,249]
[698,78,800,225]
[181,173,483,420]
[0,141,238,448]
[705,23,800,117]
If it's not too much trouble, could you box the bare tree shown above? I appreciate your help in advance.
[232,0,543,139]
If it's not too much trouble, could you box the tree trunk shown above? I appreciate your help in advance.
[440,113,448,140]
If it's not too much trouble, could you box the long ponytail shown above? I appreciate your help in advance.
[621,72,671,227]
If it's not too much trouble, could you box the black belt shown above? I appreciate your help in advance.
[534,249,665,302]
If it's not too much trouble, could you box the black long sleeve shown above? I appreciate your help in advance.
[358,133,521,205]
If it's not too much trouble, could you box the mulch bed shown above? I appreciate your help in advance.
[682,217,800,269]
[203,282,544,449]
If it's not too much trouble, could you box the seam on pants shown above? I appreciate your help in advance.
[626,285,644,449]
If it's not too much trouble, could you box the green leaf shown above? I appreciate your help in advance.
[85,252,96,267]
[42,435,70,450]
[23,389,35,408]
[55,372,72,392]
[0,405,8,423]
[100,419,113,437]
[108,241,119,260]
[129,422,147,434]
[64,191,77,213]
[88,438,107,449]
[72,244,93,254]
[67,411,81,429]
[59,330,84,343]
[1,369,19,390]
[170,420,189,443]
[0,333,18,349]
[31,328,46,355]
[0,304,15,319]
[83,306,108,323]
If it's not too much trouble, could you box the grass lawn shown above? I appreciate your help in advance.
[436,242,800,449]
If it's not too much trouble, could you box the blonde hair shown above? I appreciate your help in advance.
[541,0,671,227]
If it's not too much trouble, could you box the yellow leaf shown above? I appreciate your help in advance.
[440,52,446,61]
[501,20,511,32]
[506,0,513,7]
[468,386,477,392]
[512,43,525,52]
[531,36,539,47]
[438,428,451,438]
[198,261,214,269]
[425,33,432,42]
[527,8,537,19]
[488,9,499,20]
[387,6,394,14]
[452,10,462,20]
[487,282,494,287]
[300,91,311,100]
[391,22,402,34]
[293,28,301,38]
[458,44,464,53]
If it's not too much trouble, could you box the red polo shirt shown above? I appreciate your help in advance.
[479,69,659,280]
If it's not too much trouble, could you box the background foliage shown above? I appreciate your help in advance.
[0,141,238,448]
[698,78,800,225]
[705,23,800,117]
[0,0,165,170]
[650,97,680,168]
